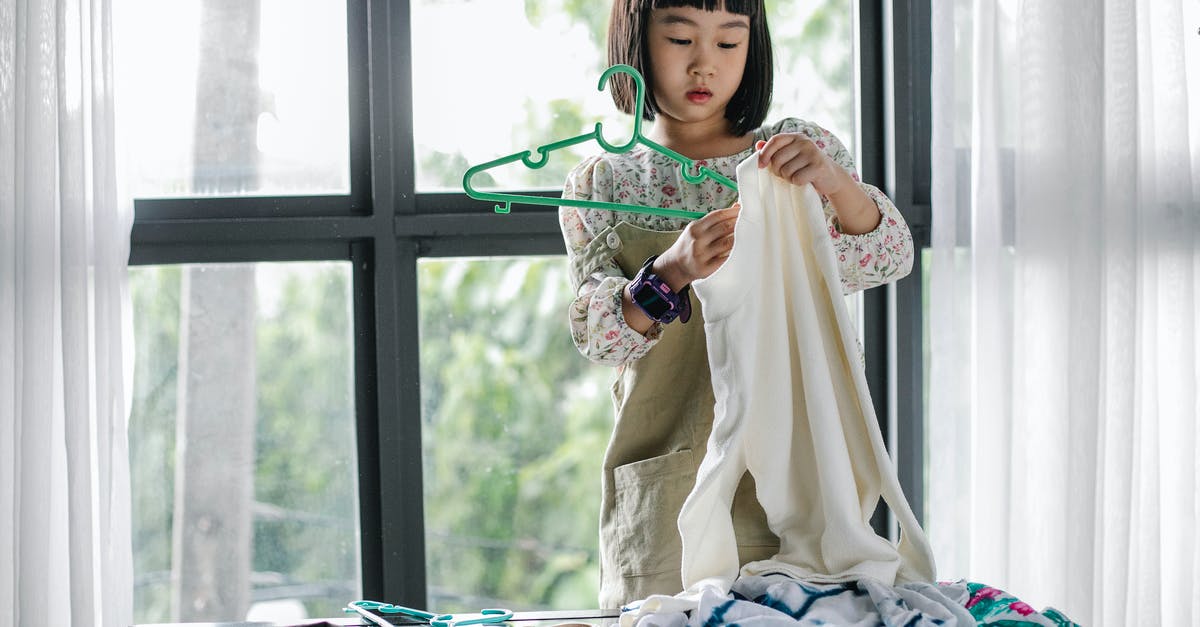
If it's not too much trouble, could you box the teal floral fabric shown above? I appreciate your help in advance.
[953,580,1082,626]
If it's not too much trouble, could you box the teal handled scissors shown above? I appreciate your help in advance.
[345,600,514,627]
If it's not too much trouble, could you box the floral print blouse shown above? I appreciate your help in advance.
[559,118,914,367]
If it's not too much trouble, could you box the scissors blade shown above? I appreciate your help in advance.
[434,608,514,627]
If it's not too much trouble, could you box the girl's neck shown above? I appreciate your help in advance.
[646,118,756,161]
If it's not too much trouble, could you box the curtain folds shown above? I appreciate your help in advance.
[0,0,133,625]
[928,1,1199,625]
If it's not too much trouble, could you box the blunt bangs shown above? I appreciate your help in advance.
[606,0,773,137]
[649,0,758,17]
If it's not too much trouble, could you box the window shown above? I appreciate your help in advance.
[418,257,611,609]
[128,262,358,622]
[115,0,349,199]
[409,0,860,609]
[123,0,929,622]
[411,0,858,192]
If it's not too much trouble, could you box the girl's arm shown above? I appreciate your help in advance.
[757,120,915,293]
[559,157,664,367]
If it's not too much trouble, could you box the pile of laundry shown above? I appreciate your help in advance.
[622,574,1078,627]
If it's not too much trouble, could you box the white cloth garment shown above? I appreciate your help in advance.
[623,156,934,627]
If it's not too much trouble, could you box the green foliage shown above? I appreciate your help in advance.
[513,97,595,188]
[769,0,854,140]
[418,257,612,609]
[422,98,594,192]
[129,264,358,622]
[129,266,182,623]
[524,0,610,58]
[420,149,496,191]
[254,265,358,618]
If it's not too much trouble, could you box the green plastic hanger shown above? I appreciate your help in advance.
[461,64,738,221]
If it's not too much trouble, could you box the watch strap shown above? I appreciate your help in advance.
[629,255,691,324]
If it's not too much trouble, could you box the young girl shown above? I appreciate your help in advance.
[558,0,914,609]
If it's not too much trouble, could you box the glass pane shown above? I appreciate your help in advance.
[114,0,349,198]
[411,0,856,191]
[129,262,359,624]
[418,257,613,610]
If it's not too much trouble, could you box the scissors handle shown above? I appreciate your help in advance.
[346,600,512,627]
[347,603,395,627]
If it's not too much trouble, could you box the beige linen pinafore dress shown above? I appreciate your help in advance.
[568,219,780,610]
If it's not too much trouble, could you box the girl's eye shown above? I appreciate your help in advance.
[668,38,691,45]
[718,42,739,49]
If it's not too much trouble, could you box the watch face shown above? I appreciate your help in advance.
[632,282,672,319]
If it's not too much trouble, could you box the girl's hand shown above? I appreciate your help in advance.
[756,134,881,235]
[654,203,741,289]
[755,134,850,196]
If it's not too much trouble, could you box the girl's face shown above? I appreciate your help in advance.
[646,5,751,131]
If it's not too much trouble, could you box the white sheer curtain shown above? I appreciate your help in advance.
[0,0,133,625]
[928,0,1199,625]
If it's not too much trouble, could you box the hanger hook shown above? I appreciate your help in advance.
[680,163,708,185]
[594,64,644,153]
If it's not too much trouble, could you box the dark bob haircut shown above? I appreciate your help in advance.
[607,0,773,137]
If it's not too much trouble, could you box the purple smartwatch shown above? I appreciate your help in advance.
[628,255,691,324]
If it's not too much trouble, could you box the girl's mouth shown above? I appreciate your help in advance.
[686,89,712,104]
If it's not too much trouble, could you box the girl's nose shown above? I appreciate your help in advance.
[689,55,716,77]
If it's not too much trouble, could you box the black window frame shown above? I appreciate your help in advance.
[128,0,930,607]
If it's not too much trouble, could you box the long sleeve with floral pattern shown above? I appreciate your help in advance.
[559,118,914,367]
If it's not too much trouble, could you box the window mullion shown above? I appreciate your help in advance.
[890,0,931,529]
[363,0,427,608]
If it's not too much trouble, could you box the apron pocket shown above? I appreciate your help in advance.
[612,449,696,578]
